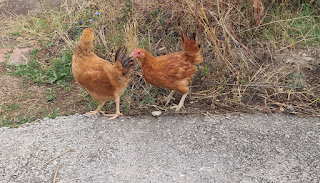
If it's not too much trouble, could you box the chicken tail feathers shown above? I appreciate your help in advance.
[180,31,202,64]
[115,47,134,76]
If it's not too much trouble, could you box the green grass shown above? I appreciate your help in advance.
[45,91,56,102]
[0,48,73,127]
[286,72,306,88]
[1,115,35,128]
[40,108,58,119]
[139,87,164,106]
[11,31,21,37]
[4,53,11,61]
[8,50,73,85]
[263,3,320,46]
[48,109,58,119]
[6,104,20,112]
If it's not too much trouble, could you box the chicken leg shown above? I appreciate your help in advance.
[170,92,188,111]
[165,90,175,106]
[86,101,106,115]
[104,96,123,119]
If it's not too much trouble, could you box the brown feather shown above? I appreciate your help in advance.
[133,32,202,94]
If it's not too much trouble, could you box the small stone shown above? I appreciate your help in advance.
[286,58,293,64]
[151,111,162,116]
[7,47,33,65]
[303,57,313,61]
[301,53,307,57]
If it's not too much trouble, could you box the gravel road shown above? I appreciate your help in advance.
[0,114,319,183]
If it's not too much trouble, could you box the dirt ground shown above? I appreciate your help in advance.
[0,0,319,127]
[0,0,62,16]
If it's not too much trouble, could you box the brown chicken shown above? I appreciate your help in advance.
[72,28,134,119]
[130,32,202,111]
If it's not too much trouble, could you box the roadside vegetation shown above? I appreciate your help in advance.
[1,0,319,127]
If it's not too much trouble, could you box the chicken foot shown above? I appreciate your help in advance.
[104,96,122,119]
[170,92,188,111]
[165,90,176,106]
[85,101,106,115]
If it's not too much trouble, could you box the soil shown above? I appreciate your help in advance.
[0,63,89,127]
[0,0,319,127]
[0,0,62,16]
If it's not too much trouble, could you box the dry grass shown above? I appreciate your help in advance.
[0,0,319,126]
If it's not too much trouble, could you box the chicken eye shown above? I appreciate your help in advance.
[137,51,140,54]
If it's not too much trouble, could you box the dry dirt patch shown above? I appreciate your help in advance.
[0,61,88,127]
[0,65,89,127]
[0,73,47,125]
[0,0,62,16]
[0,47,33,65]
[275,48,319,71]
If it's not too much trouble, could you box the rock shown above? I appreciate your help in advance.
[6,47,33,65]
[286,58,294,64]
[303,57,313,61]
[151,111,162,116]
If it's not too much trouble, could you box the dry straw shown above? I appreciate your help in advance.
[1,0,319,117]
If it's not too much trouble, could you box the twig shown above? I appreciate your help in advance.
[148,104,167,111]
[204,83,307,89]
[242,16,320,33]
[53,165,61,183]
[207,8,260,68]
[276,37,320,53]
[195,0,199,37]
[22,55,29,64]
[35,148,74,170]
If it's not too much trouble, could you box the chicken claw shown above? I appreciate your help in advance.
[85,102,105,115]
[104,112,123,120]
[165,90,175,106]
[104,96,122,120]
[169,92,188,111]
[85,110,104,115]
[169,104,184,112]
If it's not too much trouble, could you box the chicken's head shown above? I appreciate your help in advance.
[130,49,145,59]
[81,28,94,41]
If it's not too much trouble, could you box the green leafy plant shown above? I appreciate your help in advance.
[286,72,306,88]
[45,93,56,102]
[201,66,210,80]
[6,104,20,111]
[9,51,73,85]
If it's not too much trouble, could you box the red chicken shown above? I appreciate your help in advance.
[130,32,202,111]
[72,28,134,119]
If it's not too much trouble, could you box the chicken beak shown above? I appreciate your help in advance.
[129,52,135,58]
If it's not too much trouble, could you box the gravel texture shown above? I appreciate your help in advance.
[0,114,319,183]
